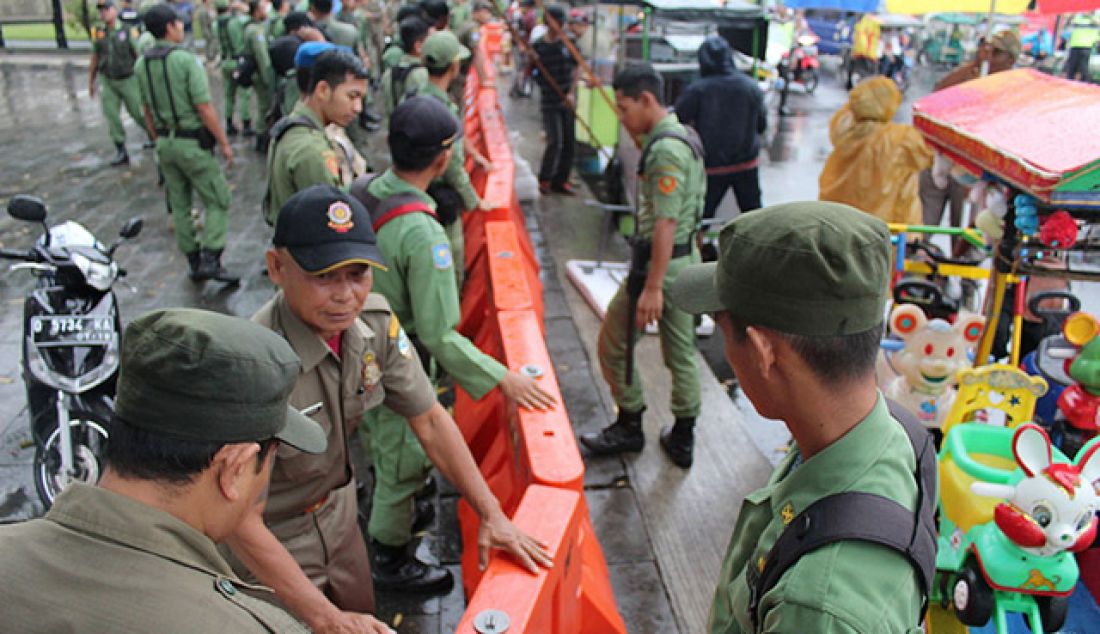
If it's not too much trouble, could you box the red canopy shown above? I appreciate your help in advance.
[1035,0,1100,14]
[913,69,1100,203]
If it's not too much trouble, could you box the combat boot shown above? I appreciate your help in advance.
[241,120,255,137]
[369,539,454,595]
[579,407,645,455]
[110,143,129,166]
[659,417,696,469]
[225,118,239,136]
[186,251,206,281]
[197,249,240,284]
[254,133,269,153]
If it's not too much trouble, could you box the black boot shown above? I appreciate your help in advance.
[579,407,645,455]
[411,497,436,535]
[254,133,269,153]
[660,417,696,468]
[225,118,239,136]
[110,143,129,166]
[370,539,454,594]
[241,120,255,137]
[197,249,240,284]
[186,251,206,281]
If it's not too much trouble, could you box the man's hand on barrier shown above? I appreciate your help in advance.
[478,510,553,573]
[313,612,395,634]
[477,198,502,212]
[499,370,556,410]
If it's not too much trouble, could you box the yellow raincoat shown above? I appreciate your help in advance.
[819,77,933,224]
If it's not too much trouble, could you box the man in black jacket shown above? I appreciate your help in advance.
[674,36,765,222]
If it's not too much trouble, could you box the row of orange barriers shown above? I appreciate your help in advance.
[452,31,628,634]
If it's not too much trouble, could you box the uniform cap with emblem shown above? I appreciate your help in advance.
[668,201,891,337]
[114,308,327,453]
[388,95,460,158]
[274,184,386,274]
[421,30,470,69]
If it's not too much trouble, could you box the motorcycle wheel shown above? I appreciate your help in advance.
[803,68,819,94]
[953,564,993,626]
[34,415,110,509]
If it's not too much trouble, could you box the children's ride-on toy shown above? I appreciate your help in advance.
[1019,291,1081,431]
[1055,311,1100,458]
[936,423,1100,633]
[940,365,1048,437]
[884,303,985,432]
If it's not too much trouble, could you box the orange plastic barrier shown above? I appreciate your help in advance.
[453,35,627,634]
[456,485,626,634]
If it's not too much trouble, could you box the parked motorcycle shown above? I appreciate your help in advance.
[0,195,142,508]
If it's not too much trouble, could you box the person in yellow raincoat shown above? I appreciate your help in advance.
[819,76,932,224]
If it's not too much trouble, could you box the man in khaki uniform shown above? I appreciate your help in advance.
[229,185,551,630]
[0,307,327,633]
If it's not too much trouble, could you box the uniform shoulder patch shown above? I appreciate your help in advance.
[432,243,452,270]
[657,175,678,194]
[322,150,341,179]
[388,314,401,339]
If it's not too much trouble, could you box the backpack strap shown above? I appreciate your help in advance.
[636,128,705,176]
[391,62,423,108]
[262,114,325,224]
[350,174,438,232]
[142,45,180,131]
[746,400,936,631]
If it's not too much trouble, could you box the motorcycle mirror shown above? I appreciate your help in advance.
[119,217,143,239]
[8,195,47,223]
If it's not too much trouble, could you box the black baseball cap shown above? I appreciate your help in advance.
[97,0,116,9]
[274,185,386,274]
[388,95,460,156]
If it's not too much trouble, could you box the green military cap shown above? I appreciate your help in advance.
[421,30,470,69]
[669,201,891,337]
[214,0,230,9]
[115,308,326,453]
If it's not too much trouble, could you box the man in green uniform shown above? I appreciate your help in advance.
[89,0,150,166]
[0,307,327,633]
[309,0,359,47]
[196,0,218,61]
[667,202,926,633]
[243,0,276,151]
[349,97,554,592]
[214,0,253,135]
[415,30,494,289]
[581,63,705,468]
[229,185,551,627]
[379,15,430,120]
[265,46,367,224]
[267,0,290,39]
[451,0,493,103]
[136,4,237,282]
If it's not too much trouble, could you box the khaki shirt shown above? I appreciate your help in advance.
[637,113,706,244]
[253,291,436,521]
[708,395,924,633]
[0,483,307,633]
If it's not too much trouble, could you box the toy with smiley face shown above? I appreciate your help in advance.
[885,304,985,429]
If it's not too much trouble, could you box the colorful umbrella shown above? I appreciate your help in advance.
[884,0,1031,14]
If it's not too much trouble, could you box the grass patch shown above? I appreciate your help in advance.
[2,22,89,42]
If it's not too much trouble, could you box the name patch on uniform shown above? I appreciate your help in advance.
[432,243,452,270]
[657,175,678,194]
[327,201,354,233]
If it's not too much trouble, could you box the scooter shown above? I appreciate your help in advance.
[777,34,820,94]
[0,195,142,508]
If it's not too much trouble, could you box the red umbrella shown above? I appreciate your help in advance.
[1036,0,1100,14]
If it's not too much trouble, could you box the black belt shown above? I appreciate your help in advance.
[155,128,202,139]
[671,242,693,259]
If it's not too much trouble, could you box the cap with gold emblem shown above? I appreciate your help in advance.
[273,184,386,274]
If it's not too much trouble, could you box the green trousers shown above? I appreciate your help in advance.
[252,80,272,136]
[361,404,433,547]
[156,136,231,254]
[597,253,701,418]
[221,67,252,123]
[99,75,145,145]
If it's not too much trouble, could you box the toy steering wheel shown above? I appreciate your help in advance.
[893,279,959,321]
[1027,291,1081,339]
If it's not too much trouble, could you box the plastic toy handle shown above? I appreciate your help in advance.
[1063,312,1099,347]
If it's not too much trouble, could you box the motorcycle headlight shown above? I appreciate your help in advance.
[71,252,117,292]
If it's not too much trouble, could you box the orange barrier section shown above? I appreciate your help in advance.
[452,32,627,634]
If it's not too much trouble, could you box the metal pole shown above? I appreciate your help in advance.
[52,0,69,49]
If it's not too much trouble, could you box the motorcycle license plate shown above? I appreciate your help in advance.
[31,316,114,346]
